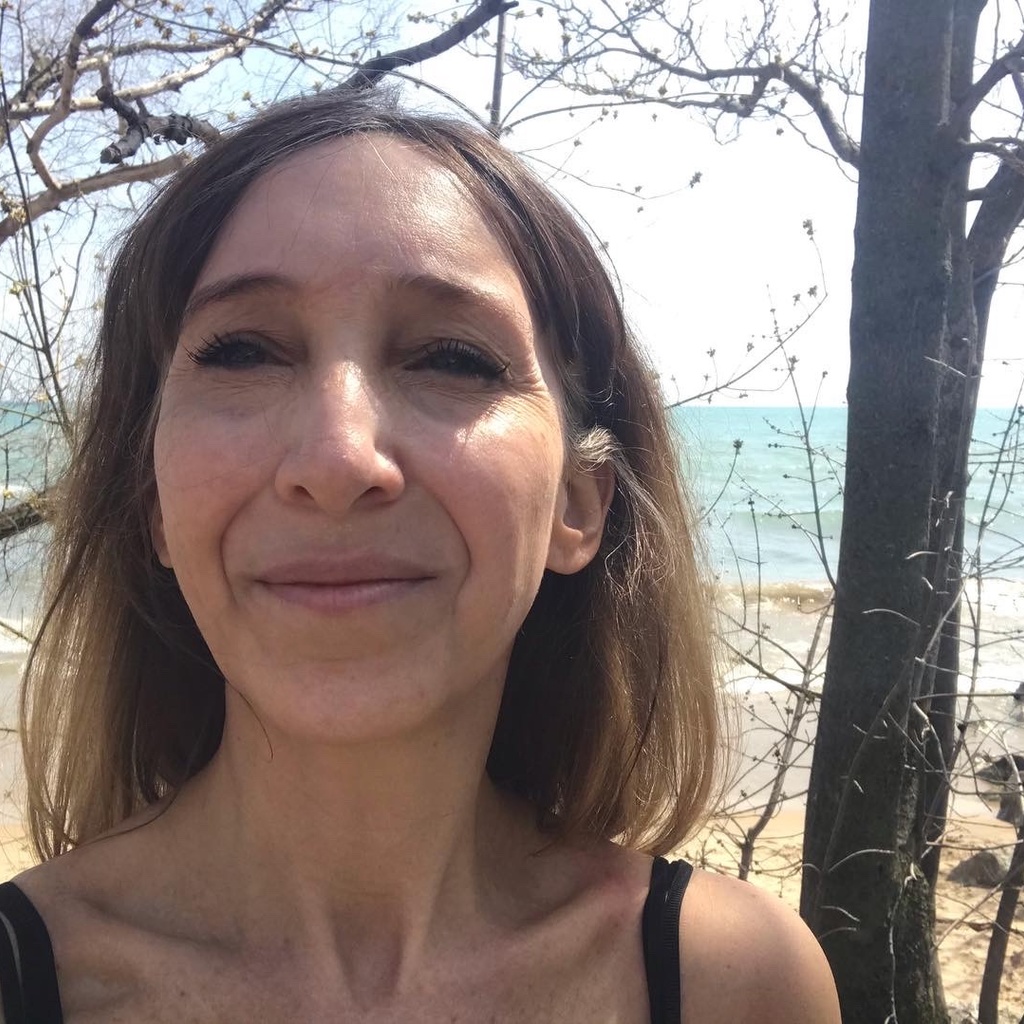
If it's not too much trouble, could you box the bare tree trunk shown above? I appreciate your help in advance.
[0,494,48,541]
[919,0,986,897]
[800,1,957,1020]
[802,0,1024,1018]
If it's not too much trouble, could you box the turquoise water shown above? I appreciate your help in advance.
[673,405,1024,584]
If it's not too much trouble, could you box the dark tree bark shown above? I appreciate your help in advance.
[978,819,1024,1024]
[801,1,1024,1020]
[0,493,48,541]
[799,7,956,1021]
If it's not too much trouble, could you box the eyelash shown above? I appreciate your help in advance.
[188,334,510,381]
[410,338,510,381]
[188,333,270,368]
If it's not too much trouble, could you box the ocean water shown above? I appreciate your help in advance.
[674,406,1024,704]
[0,402,60,646]
[673,405,1024,585]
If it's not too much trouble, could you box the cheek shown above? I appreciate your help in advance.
[453,413,565,573]
[152,405,274,577]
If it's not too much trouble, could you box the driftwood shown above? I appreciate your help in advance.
[0,492,48,542]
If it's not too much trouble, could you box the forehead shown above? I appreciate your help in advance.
[194,134,529,310]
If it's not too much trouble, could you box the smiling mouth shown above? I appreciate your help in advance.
[257,576,432,614]
[254,552,437,613]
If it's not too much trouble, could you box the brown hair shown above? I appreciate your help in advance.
[22,87,721,859]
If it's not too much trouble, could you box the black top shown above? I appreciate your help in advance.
[0,881,62,1024]
[0,856,693,1024]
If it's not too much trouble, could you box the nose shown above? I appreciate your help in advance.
[273,362,405,514]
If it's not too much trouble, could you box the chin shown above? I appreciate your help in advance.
[223,662,502,747]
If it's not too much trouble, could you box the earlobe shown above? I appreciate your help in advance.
[150,498,173,569]
[546,461,614,576]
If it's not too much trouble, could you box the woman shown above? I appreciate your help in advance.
[0,89,839,1022]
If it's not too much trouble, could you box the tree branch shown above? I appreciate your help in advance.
[967,151,1024,335]
[10,0,294,133]
[343,0,517,89]
[557,21,859,168]
[0,492,49,542]
[0,155,186,244]
[96,87,219,163]
[778,65,860,168]
[25,0,120,180]
[90,0,518,163]
[950,31,1024,134]
[962,139,1024,176]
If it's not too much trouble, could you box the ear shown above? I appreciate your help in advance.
[546,460,614,575]
[150,496,173,569]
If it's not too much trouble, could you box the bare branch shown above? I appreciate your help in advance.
[0,154,186,244]
[951,31,1024,133]
[778,65,860,168]
[8,0,295,127]
[25,0,120,182]
[96,87,219,164]
[343,0,518,90]
[541,17,859,168]
[968,150,1024,334]
[963,139,1024,176]
[0,492,49,542]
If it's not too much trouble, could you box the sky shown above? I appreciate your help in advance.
[6,0,1023,410]
[387,0,1024,410]
[401,7,862,408]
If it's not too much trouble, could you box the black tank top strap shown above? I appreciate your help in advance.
[642,856,693,1024]
[0,880,63,1024]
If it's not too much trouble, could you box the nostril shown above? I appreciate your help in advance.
[274,420,405,514]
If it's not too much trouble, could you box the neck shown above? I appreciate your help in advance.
[158,681,539,993]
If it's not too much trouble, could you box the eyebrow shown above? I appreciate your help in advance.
[182,272,291,324]
[181,270,522,325]
[390,272,515,316]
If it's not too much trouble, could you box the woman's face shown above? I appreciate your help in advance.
[152,136,608,743]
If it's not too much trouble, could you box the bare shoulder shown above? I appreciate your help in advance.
[679,868,840,1024]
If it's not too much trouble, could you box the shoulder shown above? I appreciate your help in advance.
[679,867,840,1024]
[0,831,183,1016]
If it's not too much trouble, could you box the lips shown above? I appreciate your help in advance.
[257,554,435,586]
[253,554,436,613]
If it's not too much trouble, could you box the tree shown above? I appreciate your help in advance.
[0,0,344,548]
[496,1,1024,1020]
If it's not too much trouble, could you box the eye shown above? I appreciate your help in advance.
[409,339,510,381]
[188,333,278,369]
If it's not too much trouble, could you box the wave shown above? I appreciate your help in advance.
[715,579,833,612]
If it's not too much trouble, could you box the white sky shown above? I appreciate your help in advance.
[393,0,1024,409]
[8,0,1023,410]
